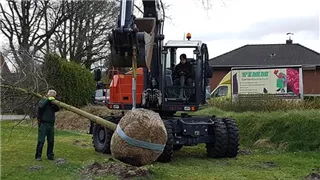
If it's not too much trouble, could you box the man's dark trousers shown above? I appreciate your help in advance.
[35,122,55,160]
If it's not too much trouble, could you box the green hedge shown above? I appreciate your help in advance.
[195,107,320,152]
[43,53,96,107]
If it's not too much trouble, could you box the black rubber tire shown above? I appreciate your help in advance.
[157,120,174,162]
[88,121,94,134]
[173,145,183,151]
[92,116,120,154]
[223,118,240,158]
[206,118,228,158]
[92,123,113,154]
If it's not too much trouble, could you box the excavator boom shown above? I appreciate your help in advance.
[109,0,163,68]
[108,0,165,109]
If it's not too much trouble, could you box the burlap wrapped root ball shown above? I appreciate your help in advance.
[110,109,167,166]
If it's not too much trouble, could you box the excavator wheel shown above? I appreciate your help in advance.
[92,116,120,154]
[92,123,113,153]
[223,118,240,158]
[206,118,228,158]
[173,145,183,151]
[157,120,174,162]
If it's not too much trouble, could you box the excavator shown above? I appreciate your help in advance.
[92,0,239,162]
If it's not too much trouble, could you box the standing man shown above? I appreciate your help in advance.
[35,90,60,161]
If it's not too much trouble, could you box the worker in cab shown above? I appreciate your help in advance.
[173,54,194,98]
[173,53,194,85]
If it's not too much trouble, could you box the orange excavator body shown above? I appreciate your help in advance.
[108,68,144,106]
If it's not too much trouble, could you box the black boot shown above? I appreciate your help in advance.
[35,141,44,161]
[47,142,54,160]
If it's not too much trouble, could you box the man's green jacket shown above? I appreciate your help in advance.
[37,99,60,124]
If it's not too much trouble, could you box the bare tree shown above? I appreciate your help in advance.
[50,1,118,69]
[0,0,71,70]
[0,51,49,117]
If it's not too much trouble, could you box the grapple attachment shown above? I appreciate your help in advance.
[109,18,156,68]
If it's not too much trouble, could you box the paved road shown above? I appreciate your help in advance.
[0,115,30,121]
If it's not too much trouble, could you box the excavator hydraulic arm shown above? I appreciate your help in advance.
[108,0,162,69]
[108,0,163,109]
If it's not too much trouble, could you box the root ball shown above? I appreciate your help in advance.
[110,109,167,166]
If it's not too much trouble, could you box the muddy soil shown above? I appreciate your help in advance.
[80,161,150,180]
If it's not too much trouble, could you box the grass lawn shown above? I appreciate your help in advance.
[1,120,319,180]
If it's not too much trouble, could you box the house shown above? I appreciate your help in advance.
[209,39,320,96]
[0,52,11,74]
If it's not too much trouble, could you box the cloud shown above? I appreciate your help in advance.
[244,14,319,40]
[162,0,320,57]
[197,13,319,41]
[1,0,319,60]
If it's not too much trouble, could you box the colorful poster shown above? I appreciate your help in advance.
[232,67,301,98]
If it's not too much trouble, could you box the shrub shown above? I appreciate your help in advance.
[43,53,96,107]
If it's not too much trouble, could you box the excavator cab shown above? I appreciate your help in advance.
[160,39,212,112]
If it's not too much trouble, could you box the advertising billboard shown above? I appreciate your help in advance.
[231,67,302,99]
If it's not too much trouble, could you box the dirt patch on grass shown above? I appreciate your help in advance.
[261,161,279,168]
[80,161,150,180]
[55,105,121,131]
[305,173,320,180]
[55,158,67,165]
[250,161,279,170]
[27,165,43,171]
[253,138,275,148]
[238,149,253,155]
[72,139,90,148]
[305,169,320,180]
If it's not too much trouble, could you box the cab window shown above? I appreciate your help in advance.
[95,89,104,97]
[212,86,228,97]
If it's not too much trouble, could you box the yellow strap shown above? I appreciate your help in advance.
[132,46,137,79]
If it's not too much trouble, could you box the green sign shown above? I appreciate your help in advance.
[241,71,269,77]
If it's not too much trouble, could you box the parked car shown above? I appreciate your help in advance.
[93,89,109,105]
[89,88,109,133]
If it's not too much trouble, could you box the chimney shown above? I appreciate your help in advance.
[286,32,293,44]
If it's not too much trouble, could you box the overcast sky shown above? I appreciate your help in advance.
[0,0,319,61]
[162,0,320,59]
